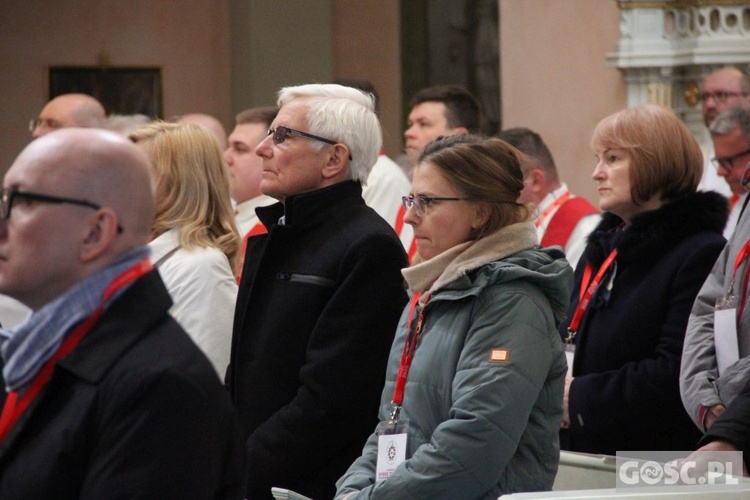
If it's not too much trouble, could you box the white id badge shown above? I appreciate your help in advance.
[375,419,408,482]
[714,296,740,376]
[564,344,575,378]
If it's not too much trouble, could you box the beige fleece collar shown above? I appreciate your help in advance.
[402,221,538,303]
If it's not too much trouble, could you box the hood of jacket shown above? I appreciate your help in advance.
[586,190,728,267]
[403,221,573,326]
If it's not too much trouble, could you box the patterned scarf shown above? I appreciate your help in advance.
[0,247,149,392]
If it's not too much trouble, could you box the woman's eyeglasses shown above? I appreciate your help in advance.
[402,195,469,217]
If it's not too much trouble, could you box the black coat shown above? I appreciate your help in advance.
[559,191,728,455]
[0,270,246,499]
[228,181,409,500]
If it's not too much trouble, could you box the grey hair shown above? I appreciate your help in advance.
[277,83,382,184]
[710,102,750,142]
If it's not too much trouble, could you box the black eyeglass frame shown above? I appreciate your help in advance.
[698,91,750,103]
[401,194,470,216]
[1,189,123,233]
[268,126,352,160]
[712,146,750,171]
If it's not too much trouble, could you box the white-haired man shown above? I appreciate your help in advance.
[228,84,408,499]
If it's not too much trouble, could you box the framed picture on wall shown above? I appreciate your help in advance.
[49,66,163,118]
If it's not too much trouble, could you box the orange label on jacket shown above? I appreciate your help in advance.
[489,349,509,363]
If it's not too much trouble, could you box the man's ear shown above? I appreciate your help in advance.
[80,209,120,263]
[321,144,351,180]
[527,167,547,193]
[451,126,470,136]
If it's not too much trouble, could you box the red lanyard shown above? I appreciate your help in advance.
[534,190,571,228]
[0,259,152,443]
[730,239,750,320]
[565,250,618,342]
[391,293,425,412]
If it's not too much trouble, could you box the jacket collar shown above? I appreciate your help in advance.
[586,191,728,267]
[58,270,173,383]
[403,221,537,299]
[0,270,173,459]
[255,181,364,230]
[148,227,181,267]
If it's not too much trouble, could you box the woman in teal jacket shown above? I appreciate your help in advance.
[335,135,571,499]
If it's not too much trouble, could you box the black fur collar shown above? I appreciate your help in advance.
[586,191,728,267]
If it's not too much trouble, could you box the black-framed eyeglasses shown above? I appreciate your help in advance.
[699,91,749,104]
[712,146,750,171]
[402,194,470,217]
[0,188,123,233]
[267,126,352,160]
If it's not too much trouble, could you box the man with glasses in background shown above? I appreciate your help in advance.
[228,83,408,499]
[29,93,106,139]
[697,67,750,198]
[709,103,750,238]
[5,93,108,326]
[682,102,750,441]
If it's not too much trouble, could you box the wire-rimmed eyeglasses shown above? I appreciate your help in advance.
[0,188,123,233]
[267,126,352,160]
[402,194,470,217]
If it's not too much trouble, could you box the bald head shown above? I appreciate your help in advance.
[11,128,155,247]
[31,94,106,139]
[1,129,155,309]
[178,113,227,149]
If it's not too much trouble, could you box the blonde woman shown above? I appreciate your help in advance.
[130,121,239,378]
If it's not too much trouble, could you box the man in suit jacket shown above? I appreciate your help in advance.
[0,128,245,499]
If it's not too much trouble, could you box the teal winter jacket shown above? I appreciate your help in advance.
[336,222,572,499]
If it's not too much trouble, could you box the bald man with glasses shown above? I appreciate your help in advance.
[0,128,244,498]
[29,93,106,139]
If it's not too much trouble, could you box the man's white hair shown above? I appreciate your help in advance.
[277,83,382,184]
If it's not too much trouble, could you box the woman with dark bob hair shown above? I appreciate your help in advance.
[336,135,572,498]
[560,104,728,454]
